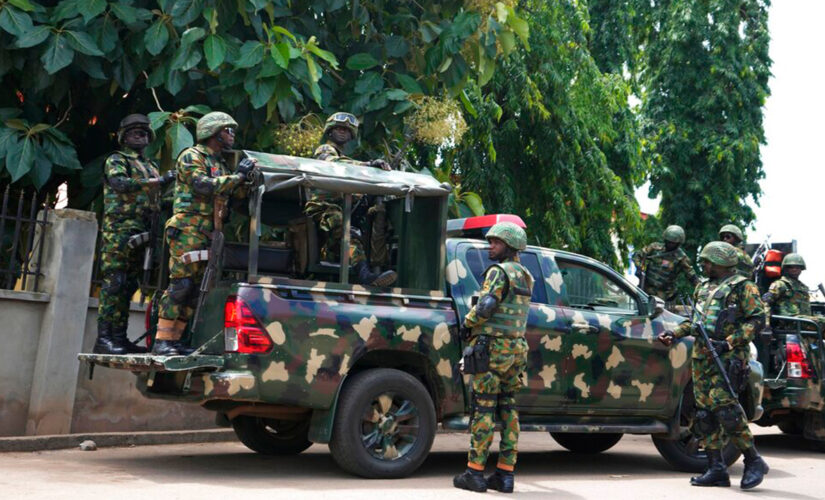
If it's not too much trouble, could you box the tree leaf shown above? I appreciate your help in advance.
[246,78,277,109]
[385,89,407,101]
[365,90,389,112]
[461,191,485,216]
[459,89,477,118]
[182,104,211,115]
[28,123,51,134]
[305,54,321,82]
[170,0,203,27]
[14,24,50,48]
[180,26,206,47]
[77,0,107,23]
[354,71,383,95]
[395,73,423,94]
[0,6,34,37]
[144,20,169,56]
[8,0,35,12]
[506,8,530,51]
[271,42,290,69]
[148,111,171,132]
[0,127,19,160]
[306,43,338,68]
[30,146,51,189]
[167,122,193,158]
[235,41,264,68]
[41,34,75,74]
[110,3,151,25]
[6,135,34,182]
[384,35,409,58]
[269,25,296,42]
[203,34,226,70]
[345,52,379,70]
[65,30,104,56]
[165,69,185,95]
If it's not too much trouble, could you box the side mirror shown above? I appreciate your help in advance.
[648,295,665,318]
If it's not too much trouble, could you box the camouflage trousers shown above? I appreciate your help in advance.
[157,213,210,322]
[467,336,528,471]
[304,197,365,265]
[692,354,754,451]
[97,222,145,328]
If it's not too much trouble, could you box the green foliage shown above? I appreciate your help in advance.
[0,0,527,201]
[449,1,647,267]
[588,0,771,254]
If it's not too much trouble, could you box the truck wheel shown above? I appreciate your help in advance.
[550,433,622,453]
[231,416,312,455]
[652,384,740,472]
[329,368,436,478]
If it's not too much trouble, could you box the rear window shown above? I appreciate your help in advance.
[465,248,548,304]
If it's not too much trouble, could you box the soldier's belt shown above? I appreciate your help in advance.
[180,250,210,264]
[127,232,150,249]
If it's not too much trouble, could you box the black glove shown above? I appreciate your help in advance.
[159,170,176,186]
[236,158,257,176]
[369,159,391,171]
[459,326,472,341]
[709,339,731,355]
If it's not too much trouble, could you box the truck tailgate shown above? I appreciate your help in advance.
[77,353,224,372]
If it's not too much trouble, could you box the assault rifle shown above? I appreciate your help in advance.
[680,295,748,418]
[191,196,227,330]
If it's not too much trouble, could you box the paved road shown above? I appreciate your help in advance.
[1,426,822,499]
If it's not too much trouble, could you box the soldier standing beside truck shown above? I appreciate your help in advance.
[632,225,699,301]
[659,241,769,490]
[719,224,754,279]
[305,111,396,286]
[453,222,533,494]
[153,112,256,356]
[95,114,174,355]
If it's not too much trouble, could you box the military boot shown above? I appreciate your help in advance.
[355,261,397,287]
[111,323,148,354]
[453,468,487,493]
[151,340,180,356]
[690,449,730,487]
[152,318,181,356]
[93,321,129,355]
[486,469,515,493]
[172,319,196,356]
[741,447,769,490]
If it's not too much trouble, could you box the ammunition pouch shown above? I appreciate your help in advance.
[693,409,718,436]
[127,231,150,249]
[726,357,750,394]
[713,305,740,340]
[461,336,490,374]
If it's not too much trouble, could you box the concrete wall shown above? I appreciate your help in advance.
[0,290,47,436]
[0,208,216,437]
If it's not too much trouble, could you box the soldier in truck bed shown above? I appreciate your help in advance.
[632,224,699,301]
[95,114,174,355]
[304,111,396,287]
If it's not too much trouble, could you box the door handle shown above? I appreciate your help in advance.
[571,322,599,334]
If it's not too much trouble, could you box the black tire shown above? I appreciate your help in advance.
[652,384,740,472]
[777,418,804,435]
[550,433,623,453]
[231,416,312,455]
[329,368,436,478]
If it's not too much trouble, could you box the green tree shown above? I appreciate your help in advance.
[449,1,647,267]
[0,0,527,205]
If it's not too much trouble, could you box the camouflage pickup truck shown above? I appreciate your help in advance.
[79,152,764,478]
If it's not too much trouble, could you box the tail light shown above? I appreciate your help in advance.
[224,295,273,354]
[786,336,813,379]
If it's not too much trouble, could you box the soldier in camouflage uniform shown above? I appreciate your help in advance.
[453,222,533,494]
[304,112,396,286]
[659,241,769,490]
[95,114,175,355]
[632,225,699,301]
[719,224,753,279]
[763,253,812,317]
[154,112,257,356]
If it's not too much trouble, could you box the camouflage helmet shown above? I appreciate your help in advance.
[782,253,806,270]
[196,111,238,142]
[486,222,527,251]
[699,241,738,267]
[323,112,359,135]
[663,225,686,244]
[117,114,154,143]
[718,224,744,243]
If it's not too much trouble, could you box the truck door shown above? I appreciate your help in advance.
[554,257,672,413]
[449,242,570,410]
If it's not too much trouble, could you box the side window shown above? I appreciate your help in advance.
[464,247,548,304]
[557,260,638,313]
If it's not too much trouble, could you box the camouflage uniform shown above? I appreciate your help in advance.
[632,241,699,300]
[98,147,161,331]
[157,144,244,329]
[766,276,811,316]
[672,274,765,452]
[304,141,366,265]
[733,245,753,279]
[464,255,533,473]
